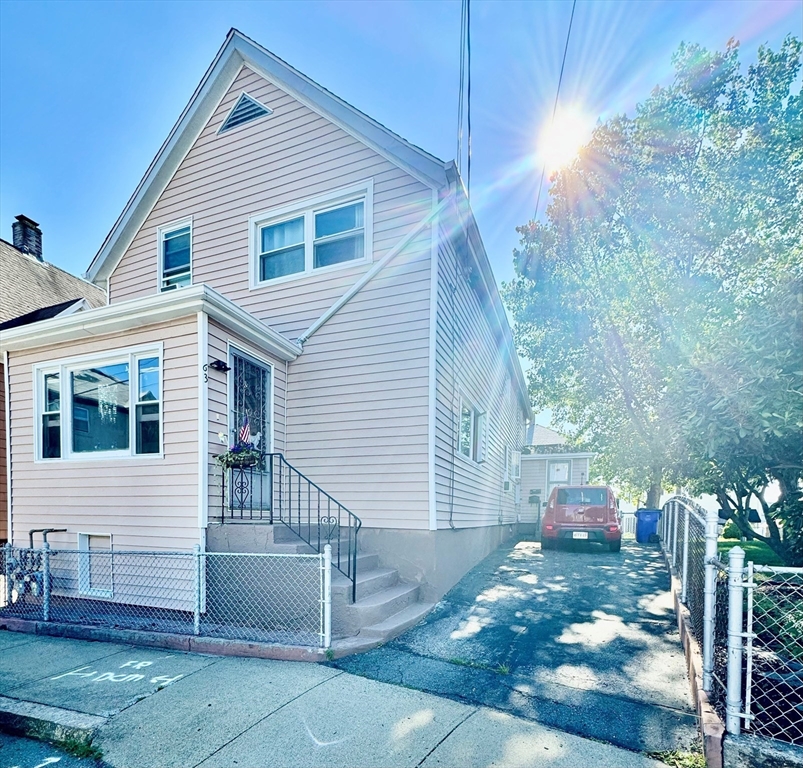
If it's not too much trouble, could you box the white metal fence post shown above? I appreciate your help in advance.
[42,542,50,622]
[3,542,11,607]
[726,545,746,734]
[681,503,690,603]
[702,507,720,691]
[193,544,201,636]
[672,502,679,568]
[323,544,332,649]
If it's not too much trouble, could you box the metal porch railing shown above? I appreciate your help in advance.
[218,452,361,603]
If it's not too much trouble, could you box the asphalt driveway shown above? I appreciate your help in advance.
[334,539,699,755]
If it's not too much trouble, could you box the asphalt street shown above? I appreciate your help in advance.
[0,733,95,768]
[334,538,699,754]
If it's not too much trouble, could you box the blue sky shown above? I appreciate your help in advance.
[0,0,799,285]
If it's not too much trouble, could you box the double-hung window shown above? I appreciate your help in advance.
[36,346,162,460]
[251,183,372,285]
[159,219,192,291]
[457,397,486,463]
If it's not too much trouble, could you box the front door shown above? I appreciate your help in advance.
[229,349,272,513]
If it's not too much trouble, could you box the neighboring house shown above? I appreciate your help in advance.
[0,30,531,638]
[519,425,594,534]
[0,218,106,544]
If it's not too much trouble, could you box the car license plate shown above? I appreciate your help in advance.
[572,531,589,540]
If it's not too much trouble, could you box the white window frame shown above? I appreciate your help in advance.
[457,395,486,464]
[158,217,193,292]
[504,447,522,493]
[249,181,374,289]
[77,532,114,599]
[33,343,164,462]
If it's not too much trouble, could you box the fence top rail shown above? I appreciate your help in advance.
[4,547,322,560]
[663,495,708,525]
[753,564,803,575]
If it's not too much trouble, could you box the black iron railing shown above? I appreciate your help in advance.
[219,453,361,602]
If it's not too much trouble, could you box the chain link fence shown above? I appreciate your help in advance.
[745,564,803,744]
[660,498,803,749]
[0,544,330,648]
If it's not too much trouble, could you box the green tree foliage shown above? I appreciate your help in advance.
[504,37,802,562]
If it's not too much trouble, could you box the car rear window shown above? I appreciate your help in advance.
[556,488,607,505]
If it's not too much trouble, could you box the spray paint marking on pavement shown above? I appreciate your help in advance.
[50,659,183,686]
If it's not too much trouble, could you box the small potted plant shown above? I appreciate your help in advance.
[215,441,263,469]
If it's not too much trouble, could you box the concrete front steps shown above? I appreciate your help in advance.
[206,521,434,654]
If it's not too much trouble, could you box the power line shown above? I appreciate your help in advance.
[533,0,577,221]
[467,0,471,197]
[456,0,472,199]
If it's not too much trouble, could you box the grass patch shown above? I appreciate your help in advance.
[647,749,706,768]
[718,539,784,567]
[324,648,335,661]
[448,657,510,675]
[61,737,104,761]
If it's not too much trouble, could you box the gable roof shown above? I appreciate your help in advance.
[86,28,450,286]
[82,29,531,419]
[0,238,105,325]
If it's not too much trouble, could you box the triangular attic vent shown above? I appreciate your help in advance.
[219,92,273,133]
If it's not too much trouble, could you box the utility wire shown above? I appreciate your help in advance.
[533,0,577,221]
[456,0,467,173]
[456,0,472,198]
[466,0,471,198]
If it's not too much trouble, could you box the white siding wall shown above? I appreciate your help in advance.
[434,229,526,529]
[6,318,200,551]
[108,65,434,340]
[519,457,547,524]
[285,227,433,529]
[106,65,435,530]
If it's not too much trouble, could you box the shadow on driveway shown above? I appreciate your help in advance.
[334,539,699,755]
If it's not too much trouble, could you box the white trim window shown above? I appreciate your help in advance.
[35,345,163,461]
[504,446,522,492]
[159,218,192,291]
[250,182,373,287]
[458,397,486,463]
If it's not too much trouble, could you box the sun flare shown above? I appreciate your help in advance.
[537,107,594,172]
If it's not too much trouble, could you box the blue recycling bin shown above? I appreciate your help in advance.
[635,508,662,543]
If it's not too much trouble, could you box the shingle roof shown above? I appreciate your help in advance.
[526,425,567,447]
[0,298,85,331]
[0,238,105,324]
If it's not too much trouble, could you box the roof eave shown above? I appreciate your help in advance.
[0,284,301,362]
[444,164,532,420]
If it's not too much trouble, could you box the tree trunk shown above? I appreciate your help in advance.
[645,469,663,508]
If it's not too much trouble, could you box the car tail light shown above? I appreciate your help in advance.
[605,524,619,532]
[544,524,555,531]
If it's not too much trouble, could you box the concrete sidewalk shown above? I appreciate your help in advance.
[0,630,669,768]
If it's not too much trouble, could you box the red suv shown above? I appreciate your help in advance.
[541,485,622,552]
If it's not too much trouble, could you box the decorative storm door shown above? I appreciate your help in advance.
[229,349,272,515]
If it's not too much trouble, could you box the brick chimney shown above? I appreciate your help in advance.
[12,215,43,261]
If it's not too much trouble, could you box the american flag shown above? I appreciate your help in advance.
[239,415,251,444]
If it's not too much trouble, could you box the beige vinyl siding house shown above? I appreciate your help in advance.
[6,317,199,552]
[1,30,531,616]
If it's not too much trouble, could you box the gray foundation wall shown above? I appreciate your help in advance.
[359,523,518,602]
